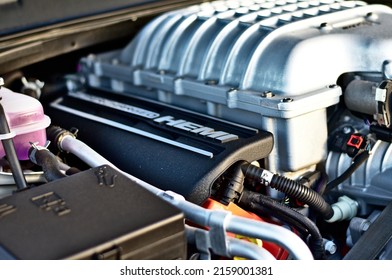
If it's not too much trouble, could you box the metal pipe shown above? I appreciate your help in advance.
[0,171,46,185]
[58,133,313,260]
[0,102,27,190]
[344,79,377,116]
[186,225,276,260]
[228,238,276,260]
[227,216,313,260]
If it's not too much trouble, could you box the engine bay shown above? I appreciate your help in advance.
[1,0,392,260]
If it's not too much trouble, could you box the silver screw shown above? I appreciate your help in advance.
[324,240,337,255]
[262,91,274,98]
[343,126,352,134]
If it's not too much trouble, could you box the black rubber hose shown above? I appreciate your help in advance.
[0,102,28,190]
[242,164,334,220]
[217,161,246,205]
[65,167,81,175]
[325,151,370,193]
[29,148,66,182]
[239,190,325,260]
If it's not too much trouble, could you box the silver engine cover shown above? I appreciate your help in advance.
[80,0,392,174]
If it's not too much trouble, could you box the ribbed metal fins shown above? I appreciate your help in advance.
[115,0,377,94]
[79,0,392,173]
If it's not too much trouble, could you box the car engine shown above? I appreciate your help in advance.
[0,0,392,260]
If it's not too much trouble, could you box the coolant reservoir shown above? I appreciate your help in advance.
[0,86,50,160]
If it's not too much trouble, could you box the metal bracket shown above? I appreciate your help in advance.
[185,210,232,259]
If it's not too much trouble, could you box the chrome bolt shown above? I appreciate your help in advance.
[324,240,337,255]
[262,91,274,98]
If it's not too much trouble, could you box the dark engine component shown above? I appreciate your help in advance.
[2,0,392,260]
[0,165,185,260]
[47,90,273,204]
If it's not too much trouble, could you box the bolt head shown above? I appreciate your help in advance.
[281,97,293,103]
[325,241,337,255]
[262,91,274,98]
[343,126,352,134]
[206,80,218,85]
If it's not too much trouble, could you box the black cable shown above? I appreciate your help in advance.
[239,190,325,260]
[370,125,392,142]
[0,101,28,190]
[242,163,334,220]
[325,151,370,193]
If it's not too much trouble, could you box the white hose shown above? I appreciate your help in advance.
[59,135,313,260]
[60,135,117,170]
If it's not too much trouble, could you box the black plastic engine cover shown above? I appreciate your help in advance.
[0,165,185,260]
[48,89,273,204]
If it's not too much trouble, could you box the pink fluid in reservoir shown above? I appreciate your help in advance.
[0,87,51,160]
